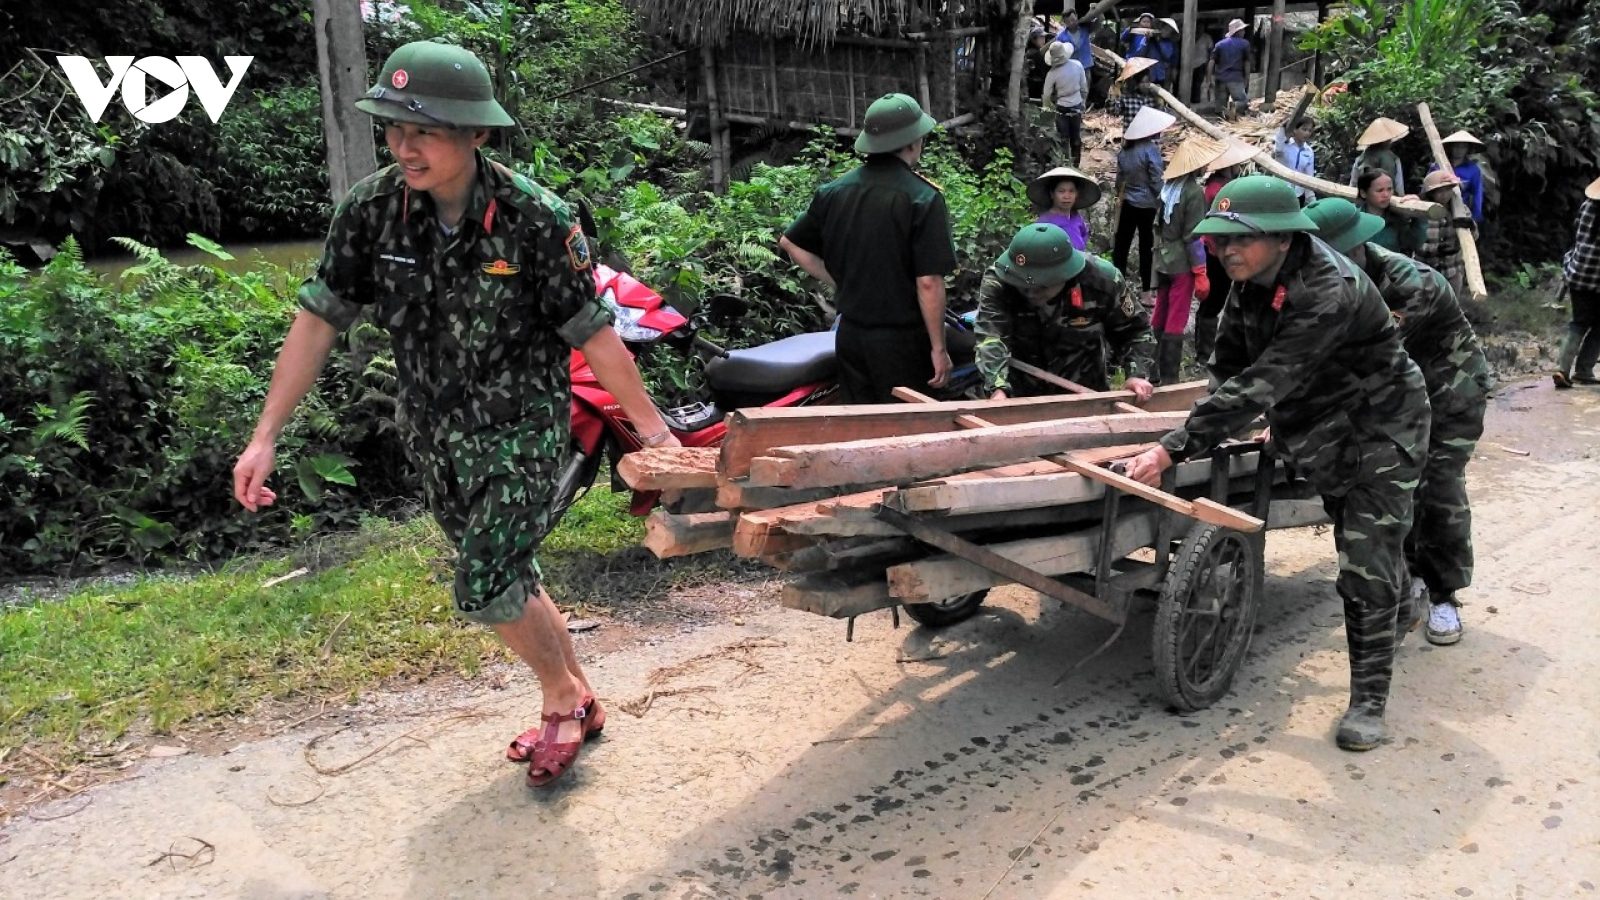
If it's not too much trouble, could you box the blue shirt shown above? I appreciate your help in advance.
[1055,25,1095,73]
[1428,159,1485,222]
[1274,128,1317,203]
[1117,140,1166,210]
[1212,36,1249,82]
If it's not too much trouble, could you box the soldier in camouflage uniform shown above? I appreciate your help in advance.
[1121,176,1431,751]
[974,223,1156,400]
[232,42,679,789]
[1305,198,1494,647]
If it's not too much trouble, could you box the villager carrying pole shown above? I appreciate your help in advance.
[1092,46,1445,221]
[1415,102,1490,301]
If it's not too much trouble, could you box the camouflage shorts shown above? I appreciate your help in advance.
[414,439,564,626]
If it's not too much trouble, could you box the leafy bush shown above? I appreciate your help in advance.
[211,80,332,240]
[0,239,411,575]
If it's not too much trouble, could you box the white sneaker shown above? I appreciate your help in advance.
[1425,601,1462,645]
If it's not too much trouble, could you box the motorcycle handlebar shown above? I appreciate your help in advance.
[692,333,730,359]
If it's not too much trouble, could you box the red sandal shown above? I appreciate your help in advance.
[524,700,596,788]
[507,696,604,762]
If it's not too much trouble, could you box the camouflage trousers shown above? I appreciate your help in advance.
[1405,399,1486,598]
[1321,437,1424,712]
[408,423,564,626]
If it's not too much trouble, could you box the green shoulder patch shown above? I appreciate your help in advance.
[565,225,592,271]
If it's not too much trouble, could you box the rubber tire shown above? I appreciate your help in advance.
[1152,523,1264,712]
[548,441,605,530]
[902,590,989,628]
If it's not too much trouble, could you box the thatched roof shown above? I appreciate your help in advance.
[626,0,991,47]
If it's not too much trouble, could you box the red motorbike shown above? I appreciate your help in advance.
[553,263,841,522]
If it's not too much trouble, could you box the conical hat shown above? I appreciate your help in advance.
[1164,136,1227,180]
[1586,176,1600,201]
[1207,140,1262,172]
[1158,17,1179,33]
[1357,117,1409,148]
[1028,166,1104,211]
[1118,57,1159,82]
[1441,130,1483,146]
[1124,105,1176,141]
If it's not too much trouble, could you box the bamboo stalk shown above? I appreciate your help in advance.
[1415,102,1490,301]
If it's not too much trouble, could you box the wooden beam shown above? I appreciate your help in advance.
[781,569,899,619]
[616,446,720,491]
[888,513,1158,603]
[1178,0,1198,110]
[716,479,854,512]
[1093,46,1446,220]
[1053,457,1264,532]
[1415,102,1490,301]
[642,510,735,559]
[745,412,1191,489]
[717,387,1205,478]
[1007,359,1148,414]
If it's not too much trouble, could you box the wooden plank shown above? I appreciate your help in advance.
[746,412,1191,489]
[1007,360,1146,414]
[889,513,1158,604]
[715,479,854,512]
[890,451,1260,515]
[616,446,720,490]
[1054,457,1265,533]
[1416,102,1489,300]
[717,390,1192,478]
[642,510,735,559]
[781,569,899,619]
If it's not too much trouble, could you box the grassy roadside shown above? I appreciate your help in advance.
[0,483,650,755]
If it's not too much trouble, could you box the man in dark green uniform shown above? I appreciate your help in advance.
[232,42,677,789]
[974,223,1157,400]
[1120,176,1431,751]
[779,93,958,403]
[1305,198,1494,647]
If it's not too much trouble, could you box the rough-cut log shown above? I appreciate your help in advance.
[1092,46,1446,221]
[781,569,899,619]
[717,386,1206,478]
[642,510,735,559]
[889,514,1158,604]
[617,447,720,490]
[745,412,1191,489]
[1415,102,1489,301]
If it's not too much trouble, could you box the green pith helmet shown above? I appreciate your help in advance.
[994,224,1086,289]
[1303,197,1385,254]
[1192,175,1320,237]
[855,93,938,154]
[355,40,514,128]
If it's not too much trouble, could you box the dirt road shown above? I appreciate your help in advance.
[3,378,1598,899]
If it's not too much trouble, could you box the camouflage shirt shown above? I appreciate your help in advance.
[1160,235,1430,496]
[1360,243,1494,417]
[975,255,1156,394]
[298,155,613,497]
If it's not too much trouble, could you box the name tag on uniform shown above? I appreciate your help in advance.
[379,253,416,266]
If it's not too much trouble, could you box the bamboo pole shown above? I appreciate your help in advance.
[700,43,726,192]
[915,42,932,114]
[1264,0,1287,108]
[1092,46,1446,220]
[1415,103,1490,300]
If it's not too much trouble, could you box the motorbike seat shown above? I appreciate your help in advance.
[705,331,837,395]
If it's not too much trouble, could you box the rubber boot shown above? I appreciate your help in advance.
[1336,593,1398,751]
[1193,315,1219,369]
[1555,324,1587,388]
[1156,334,1185,386]
[1575,329,1600,383]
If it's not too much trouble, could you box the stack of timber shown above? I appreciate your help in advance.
[620,381,1279,618]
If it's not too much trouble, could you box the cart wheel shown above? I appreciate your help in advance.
[1152,523,1264,712]
[902,590,989,628]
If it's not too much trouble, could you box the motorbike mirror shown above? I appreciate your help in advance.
[708,293,749,326]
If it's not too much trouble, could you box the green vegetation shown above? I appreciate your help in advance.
[0,481,653,751]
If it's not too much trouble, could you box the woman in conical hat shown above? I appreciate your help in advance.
[1029,166,1102,251]
[1147,136,1226,382]
[1428,130,1487,222]
[1114,105,1176,300]
[1415,169,1469,297]
[1349,117,1409,193]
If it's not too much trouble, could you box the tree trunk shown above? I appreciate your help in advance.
[1264,0,1287,108]
[1007,0,1038,115]
[1178,0,1198,106]
[313,0,377,203]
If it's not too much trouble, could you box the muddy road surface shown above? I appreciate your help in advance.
[3,377,1598,899]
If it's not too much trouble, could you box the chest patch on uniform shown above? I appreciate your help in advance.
[1068,316,1092,327]
[482,259,520,276]
[566,225,592,271]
